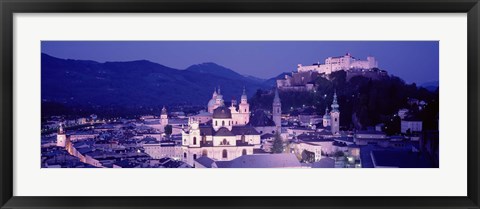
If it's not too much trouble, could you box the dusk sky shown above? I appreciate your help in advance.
[41,41,438,84]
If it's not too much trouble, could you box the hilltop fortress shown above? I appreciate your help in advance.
[277,53,388,91]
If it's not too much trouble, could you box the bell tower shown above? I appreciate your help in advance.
[272,89,282,128]
[56,123,67,147]
[330,91,340,135]
[160,106,169,132]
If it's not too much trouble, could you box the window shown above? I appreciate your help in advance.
[193,137,197,145]
[242,149,247,156]
[241,135,246,143]
[184,152,187,158]
[193,154,197,160]
[215,121,218,126]
[202,135,206,143]
[202,149,208,157]
[244,109,246,112]
[220,138,229,145]
[335,118,337,122]
[222,120,225,126]
[222,149,228,158]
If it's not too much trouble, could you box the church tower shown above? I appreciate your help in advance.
[272,89,282,128]
[238,87,250,125]
[322,107,331,128]
[330,91,340,135]
[208,88,218,113]
[56,123,67,147]
[160,106,169,132]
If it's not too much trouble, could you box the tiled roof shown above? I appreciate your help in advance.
[248,110,275,127]
[231,126,260,135]
[214,127,235,136]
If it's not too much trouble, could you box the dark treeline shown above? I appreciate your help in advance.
[249,70,439,132]
[41,102,204,121]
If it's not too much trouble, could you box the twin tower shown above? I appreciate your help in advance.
[208,87,282,128]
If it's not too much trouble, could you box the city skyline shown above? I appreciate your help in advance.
[41,41,439,84]
[41,41,439,169]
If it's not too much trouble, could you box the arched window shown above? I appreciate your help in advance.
[244,109,246,112]
[202,149,208,157]
[215,121,218,126]
[221,138,229,145]
[241,135,246,143]
[193,137,197,145]
[242,149,247,156]
[222,120,225,126]
[229,121,231,126]
[335,118,337,122]
[222,149,228,158]
[184,152,187,158]
[193,154,197,160]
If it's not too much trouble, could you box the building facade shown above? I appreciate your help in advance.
[297,53,378,74]
[182,96,261,166]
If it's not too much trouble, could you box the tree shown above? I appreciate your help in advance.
[271,132,285,153]
[164,125,173,136]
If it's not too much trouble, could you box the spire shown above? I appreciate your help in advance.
[213,87,218,97]
[217,86,221,95]
[58,123,65,134]
[161,106,167,115]
[325,107,329,116]
[241,86,248,102]
[331,90,339,112]
[273,89,280,103]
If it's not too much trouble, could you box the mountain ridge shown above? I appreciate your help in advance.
[41,53,272,108]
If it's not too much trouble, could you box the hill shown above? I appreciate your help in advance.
[41,54,270,110]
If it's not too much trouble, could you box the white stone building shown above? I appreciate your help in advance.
[297,53,378,75]
[202,87,252,126]
[181,104,261,166]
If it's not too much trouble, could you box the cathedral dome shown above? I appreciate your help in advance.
[212,106,232,119]
[208,98,216,108]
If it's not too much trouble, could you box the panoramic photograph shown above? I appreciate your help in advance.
[40,41,439,168]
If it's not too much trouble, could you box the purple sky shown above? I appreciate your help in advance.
[41,41,438,84]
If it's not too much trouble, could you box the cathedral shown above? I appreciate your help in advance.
[182,87,261,166]
[207,87,250,125]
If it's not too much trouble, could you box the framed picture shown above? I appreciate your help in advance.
[1,0,479,208]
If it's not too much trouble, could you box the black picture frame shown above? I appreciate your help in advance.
[1,0,479,208]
